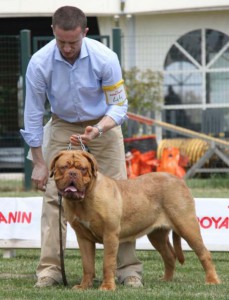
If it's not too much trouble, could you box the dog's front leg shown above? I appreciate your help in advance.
[99,231,119,291]
[72,237,96,290]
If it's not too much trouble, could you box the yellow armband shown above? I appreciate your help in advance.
[103,79,127,106]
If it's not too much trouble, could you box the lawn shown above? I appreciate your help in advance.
[0,249,228,300]
[0,174,228,299]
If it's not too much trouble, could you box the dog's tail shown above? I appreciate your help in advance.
[172,231,185,264]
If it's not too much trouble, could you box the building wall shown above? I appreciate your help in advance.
[125,0,229,14]
[121,10,229,70]
[1,0,229,16]
[98,10,229,68]
[97,10,229,139]
[0,0,120,17]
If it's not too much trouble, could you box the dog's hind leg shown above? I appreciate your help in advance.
[172,231,185,264]
[174,217,220,284]
[147,228,176,281]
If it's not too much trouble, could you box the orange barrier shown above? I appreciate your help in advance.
[126,147,189,179]
[156,147,189,178]
[126,149,157,178]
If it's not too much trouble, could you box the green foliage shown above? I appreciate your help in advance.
[123,67,163,114]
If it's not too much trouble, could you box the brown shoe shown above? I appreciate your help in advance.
[34,276,59,288]
[123,276,143,288]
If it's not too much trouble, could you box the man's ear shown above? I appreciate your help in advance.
[84,27,89,37]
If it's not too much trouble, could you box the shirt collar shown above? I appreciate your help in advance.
[80,38,88,59]
[54,38,89,62]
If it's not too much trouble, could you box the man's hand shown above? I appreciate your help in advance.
[32,162,49,191]
[31,146,49,191]
[70,125,99,146]
[70,115,116,146]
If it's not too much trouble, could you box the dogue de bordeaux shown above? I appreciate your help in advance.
[50,150,220,290]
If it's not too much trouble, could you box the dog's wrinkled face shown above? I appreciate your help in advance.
[50,150,98,201]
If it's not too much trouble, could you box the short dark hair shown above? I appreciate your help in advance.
[52,6,87,31]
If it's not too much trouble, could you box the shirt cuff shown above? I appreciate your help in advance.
[20,129,43,148]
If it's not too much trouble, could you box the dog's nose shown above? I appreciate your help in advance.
[69,170,77,178]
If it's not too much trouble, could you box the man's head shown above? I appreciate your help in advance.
[52,6,87,31]
[52,6,89,63]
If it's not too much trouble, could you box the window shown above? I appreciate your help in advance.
[163,29,229,137]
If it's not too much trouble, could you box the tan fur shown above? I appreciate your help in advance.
[51,150,220,290]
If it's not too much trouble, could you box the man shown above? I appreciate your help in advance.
[20,6,143,288]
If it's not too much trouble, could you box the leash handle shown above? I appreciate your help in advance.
[77,135,87,152]
[67,135,87,152]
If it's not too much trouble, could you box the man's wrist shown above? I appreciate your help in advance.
[93,124,103,137]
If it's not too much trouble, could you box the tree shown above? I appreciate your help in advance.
[122,67,163,137]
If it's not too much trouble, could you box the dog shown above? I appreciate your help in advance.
[50,150,220,290]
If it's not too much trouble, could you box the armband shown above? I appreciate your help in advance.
[103,79,127,106]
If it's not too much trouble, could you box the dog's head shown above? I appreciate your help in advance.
[50,150,98,201]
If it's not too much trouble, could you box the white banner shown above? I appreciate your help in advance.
[0,197,228,251]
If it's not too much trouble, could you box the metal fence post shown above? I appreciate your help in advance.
[112,27,122,65]
[20,30,32,190]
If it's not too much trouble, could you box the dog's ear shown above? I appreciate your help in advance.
[50,151,64,177]
[81,151,98,177]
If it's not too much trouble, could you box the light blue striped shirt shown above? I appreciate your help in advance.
[20,37,128,147]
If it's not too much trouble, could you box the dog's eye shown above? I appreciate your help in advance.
[80,167,87,175]
[60,165,68,172]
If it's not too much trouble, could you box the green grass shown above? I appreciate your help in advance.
[186,174,229,198]
[0,174,228,299]
[0,179,42,197]
[0,173,228,198]
[0,249,228,299]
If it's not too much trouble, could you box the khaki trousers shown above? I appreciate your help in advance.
[36,116,143,283]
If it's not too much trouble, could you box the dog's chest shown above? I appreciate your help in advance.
[74,214,90,229]
[72,213,103,242]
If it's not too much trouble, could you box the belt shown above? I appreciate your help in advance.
[51,114,102,126]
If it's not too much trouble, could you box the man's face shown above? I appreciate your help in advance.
[53,25,88,61]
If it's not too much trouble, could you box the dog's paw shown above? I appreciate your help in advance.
[162,277,173,282]
[72,283,93,290]
[99,283,116,291]
[72,284,85,290]
[160,274,173,282]
[206,275,221,285]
